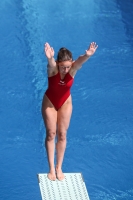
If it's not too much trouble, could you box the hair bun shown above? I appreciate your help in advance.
[57,47,73,62]
[59,47,67,51]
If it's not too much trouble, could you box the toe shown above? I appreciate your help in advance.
[47,173,56,181]
[56,173,65,181]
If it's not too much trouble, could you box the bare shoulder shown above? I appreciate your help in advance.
[69,61,81,77]
[47,64,58,77]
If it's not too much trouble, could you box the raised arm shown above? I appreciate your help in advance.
[44,42,56,68]
[73,42,98,70]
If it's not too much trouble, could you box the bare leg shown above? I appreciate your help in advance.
[55,132,67,181]
[45,130,56,180]
[56,98,72,180]
[42,95,57,181]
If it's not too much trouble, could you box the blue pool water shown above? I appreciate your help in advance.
[0,0,133,199]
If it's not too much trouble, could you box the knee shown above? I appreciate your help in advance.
[57,131,67,141]
[46,130,56,141]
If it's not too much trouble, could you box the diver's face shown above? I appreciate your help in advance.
[58,61,72,74]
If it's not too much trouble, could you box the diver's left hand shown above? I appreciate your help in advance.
[85,42,98,57]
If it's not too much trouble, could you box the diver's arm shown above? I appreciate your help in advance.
[44,42,56,68]
[73,42,98,70]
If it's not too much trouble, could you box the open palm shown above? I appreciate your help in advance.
[86,42,98,56]
[44,42,54,59]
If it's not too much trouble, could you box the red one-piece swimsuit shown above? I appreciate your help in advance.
[45,72,74,110]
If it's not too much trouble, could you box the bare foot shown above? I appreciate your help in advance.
[47,169,56,181]
[56,166,65,181]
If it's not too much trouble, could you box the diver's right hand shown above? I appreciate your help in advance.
[44,42,54,59]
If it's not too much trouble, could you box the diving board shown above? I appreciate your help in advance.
[37,173,90,200]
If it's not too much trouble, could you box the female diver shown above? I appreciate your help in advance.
[42,42,98,181]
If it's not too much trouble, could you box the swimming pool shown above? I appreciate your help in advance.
[0,0,133,199]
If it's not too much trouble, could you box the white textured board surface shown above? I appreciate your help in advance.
[37,173,90,200]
